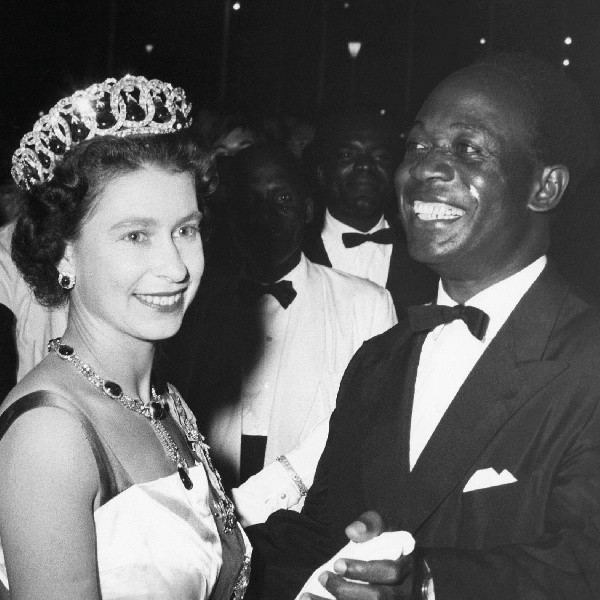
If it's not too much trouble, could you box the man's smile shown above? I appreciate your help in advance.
[412,200,465,221]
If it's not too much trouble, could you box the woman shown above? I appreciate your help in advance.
[0,75,250,600]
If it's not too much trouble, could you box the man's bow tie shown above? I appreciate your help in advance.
[239,279,297,309]
[407,304,490,340]
[342,228,394,248]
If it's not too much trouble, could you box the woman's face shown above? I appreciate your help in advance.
[59,167,204,345]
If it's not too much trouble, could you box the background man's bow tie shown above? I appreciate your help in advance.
[239,279,297,309]
[342,228,394,248]
[407,304,490,340]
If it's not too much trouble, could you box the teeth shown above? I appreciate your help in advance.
[413,201,465,221]
[137,293,182,306]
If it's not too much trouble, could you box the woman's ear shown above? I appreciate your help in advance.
[528,165,570,213]
[57,242,75,276]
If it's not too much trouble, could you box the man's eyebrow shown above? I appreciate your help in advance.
[407,120,495,137]
[449,121,494,136]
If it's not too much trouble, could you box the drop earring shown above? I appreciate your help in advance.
[58,272,76,290]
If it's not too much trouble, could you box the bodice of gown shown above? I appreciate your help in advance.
[94,465,222,599]
[0,389,251,599]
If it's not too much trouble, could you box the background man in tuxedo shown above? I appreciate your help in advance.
[158,143,396,509]
[247,53,600,599]
[303,110,437,318]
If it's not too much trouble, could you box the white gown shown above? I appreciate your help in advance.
[0,388,251,599]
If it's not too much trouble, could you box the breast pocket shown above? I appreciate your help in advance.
[458,471,546,547]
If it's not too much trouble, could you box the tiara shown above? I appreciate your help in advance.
[11,75,193,190]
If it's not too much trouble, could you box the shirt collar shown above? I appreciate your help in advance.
[435,255,547,342]
[277,252,308,291]
[323,209,388,237]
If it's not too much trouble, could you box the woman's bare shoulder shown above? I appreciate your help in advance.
[1,354,76,413]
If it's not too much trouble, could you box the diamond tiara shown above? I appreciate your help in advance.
[11,75,193,190]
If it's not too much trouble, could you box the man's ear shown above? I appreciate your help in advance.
[316,165,326,188]
[305,197,314,224]
[57,242,75,276]
[528,165,570,213]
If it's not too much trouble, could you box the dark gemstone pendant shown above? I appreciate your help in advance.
[103,380,122,399]
[57,343,74,358]
[178,466,193,490]
[150,401,167,420]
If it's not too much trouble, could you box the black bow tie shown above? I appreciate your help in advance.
[407,304,490,340]
[342,228,394,248]
[238,279,297,309]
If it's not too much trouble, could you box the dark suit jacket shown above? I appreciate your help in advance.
[0,303,17,404]
[247,264,600,599]
[302,216,437,319]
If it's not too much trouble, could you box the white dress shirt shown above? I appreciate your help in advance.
[212,255,397,523]
[240,258,302,436]
[321,209,393,288]
[410,256,547,470]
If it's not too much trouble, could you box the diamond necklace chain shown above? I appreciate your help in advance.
[47,337,194,490]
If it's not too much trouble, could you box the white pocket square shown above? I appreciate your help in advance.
[463,467,517,492]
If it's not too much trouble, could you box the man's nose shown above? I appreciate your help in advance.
[353,152,378,172]
[408,148,454,182]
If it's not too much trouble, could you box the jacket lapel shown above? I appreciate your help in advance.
[360,327,424,522]
[396,265,571,533]
[302,226,332,267]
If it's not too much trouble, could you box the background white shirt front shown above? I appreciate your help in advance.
[240,260,300,436]
[321,209,392,288]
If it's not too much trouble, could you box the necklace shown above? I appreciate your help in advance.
[47,337,193,490]
[47,337,239,533]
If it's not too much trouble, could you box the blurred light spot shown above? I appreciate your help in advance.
[145,44,154,53]
[563,58,570,66]
[480,37,486,45]
[347,41,362,58]
[564,37,572,45]
[233,2,241,10]
[380,109,386,116]
[344,2,350,8]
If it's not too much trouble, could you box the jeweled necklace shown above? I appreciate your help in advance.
[48,337,194,490]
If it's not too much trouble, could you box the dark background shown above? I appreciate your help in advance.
[2,0,600,292]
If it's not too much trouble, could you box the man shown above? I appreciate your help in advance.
[303,110,437,317]
[158,143,396,501]
[247,53,600,599]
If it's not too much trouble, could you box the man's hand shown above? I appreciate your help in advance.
[298,511,415,600]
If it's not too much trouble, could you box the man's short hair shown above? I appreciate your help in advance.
[229,142,313,199]
[476,52,598,200]
[311,109,403,165]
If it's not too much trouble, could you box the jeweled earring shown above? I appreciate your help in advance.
[58,272,76,290]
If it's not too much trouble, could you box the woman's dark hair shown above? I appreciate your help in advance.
[12,131,217,308]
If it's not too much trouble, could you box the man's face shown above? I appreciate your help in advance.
[229,158,312,275]
[396,68,541,279]
[321,125,396,225]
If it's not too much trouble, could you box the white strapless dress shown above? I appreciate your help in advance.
[0,464,235,599]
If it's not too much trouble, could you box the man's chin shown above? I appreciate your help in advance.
[346,197,386,218]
